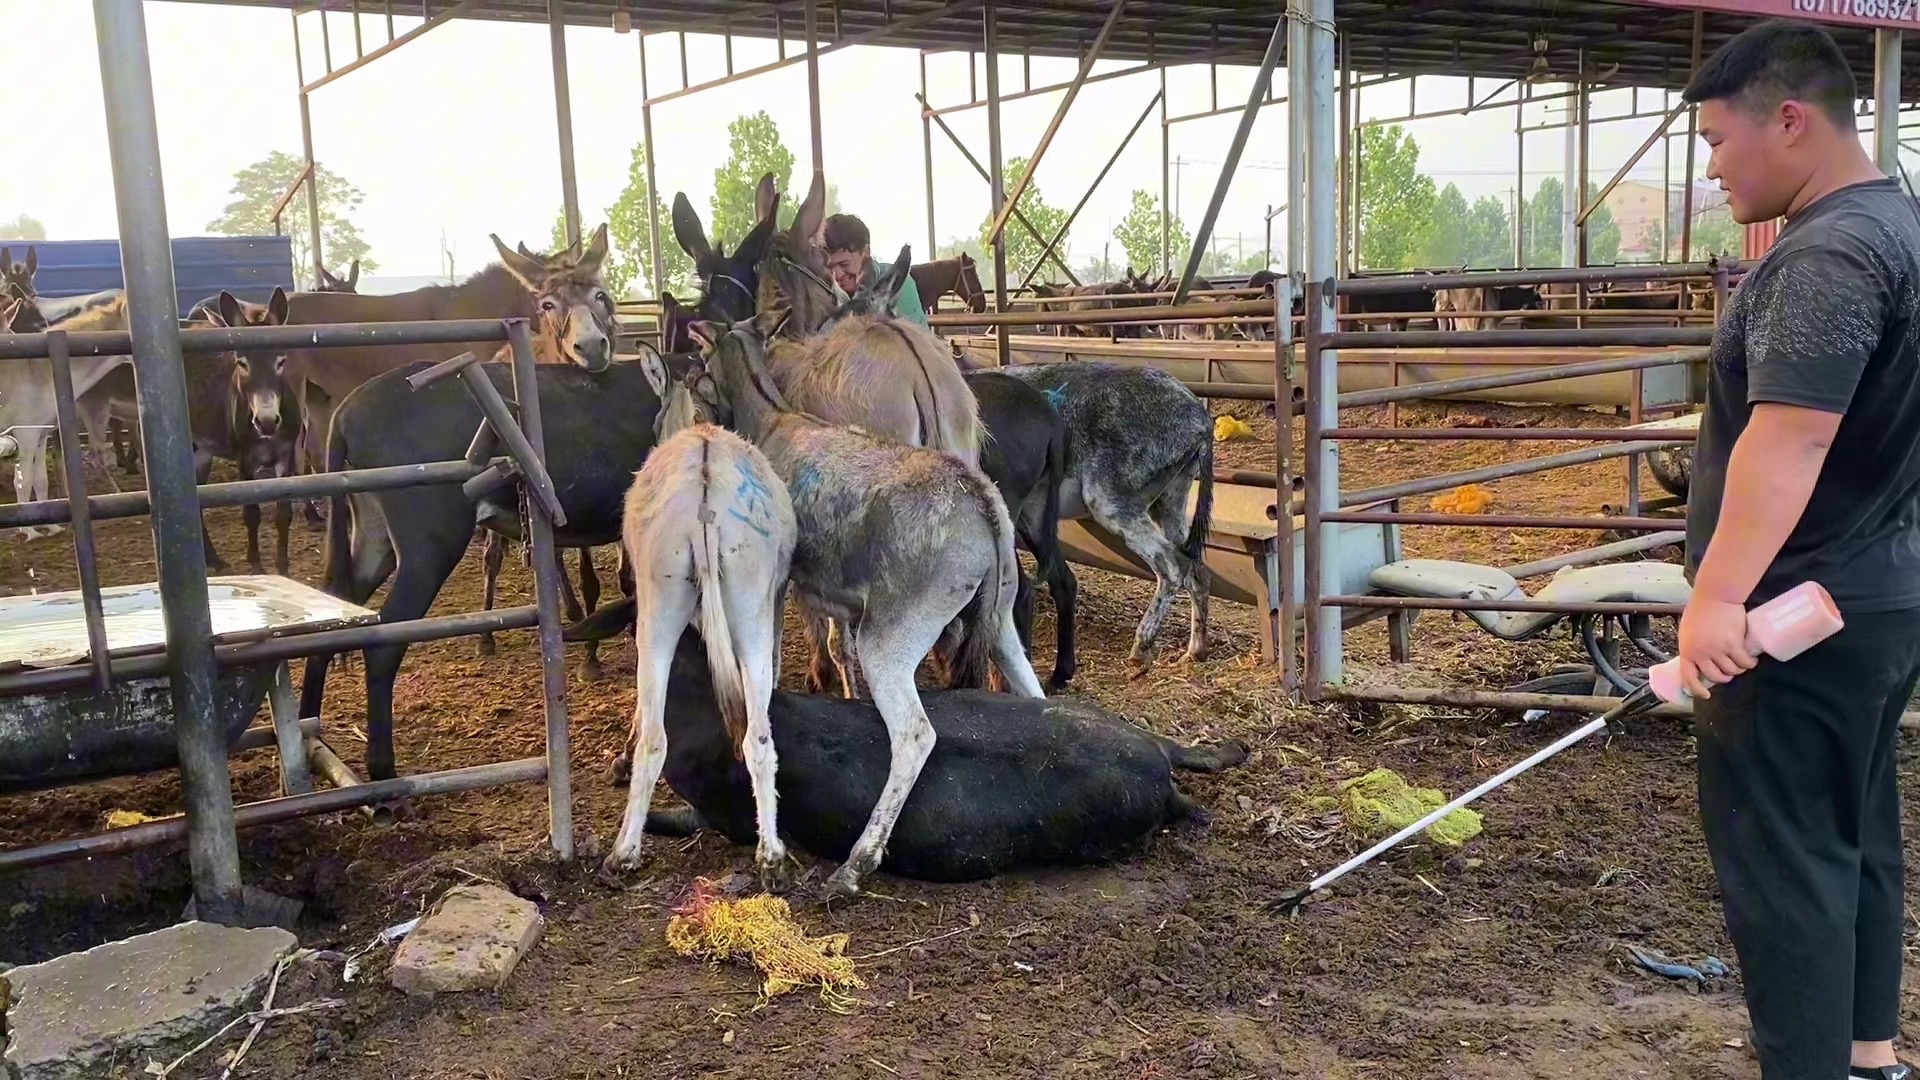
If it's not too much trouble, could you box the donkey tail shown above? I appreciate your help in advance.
[1032,412,1067,584]
[320,419,352,598]
[953,476,1017,690]
[1182,432,1214,563]
[562,596,636,642]
[694,443,751,761]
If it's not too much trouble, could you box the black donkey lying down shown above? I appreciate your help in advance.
[624,627,1248,884]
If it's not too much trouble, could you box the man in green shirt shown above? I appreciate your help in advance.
[822,213,929,328]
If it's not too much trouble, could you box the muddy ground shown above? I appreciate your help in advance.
[0,398,1911,1079]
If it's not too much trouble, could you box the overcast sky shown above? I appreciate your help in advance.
[2,1,1911,279]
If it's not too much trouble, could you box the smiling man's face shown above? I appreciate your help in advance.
[825,246,868,296]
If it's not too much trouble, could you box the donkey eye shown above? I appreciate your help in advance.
[541,298,558,312]
[595,291,610,306]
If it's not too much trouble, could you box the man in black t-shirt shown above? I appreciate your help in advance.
[1681,20,1920,1080]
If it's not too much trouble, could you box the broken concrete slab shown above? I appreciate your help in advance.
[1,920,296,1080]
[389,884,543,995]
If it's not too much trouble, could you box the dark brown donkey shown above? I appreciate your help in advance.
[908,254,987,315]
[1,246,36,302]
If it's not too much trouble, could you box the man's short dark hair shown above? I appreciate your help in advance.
[1682,19,1858,130]
[823,214,870,254]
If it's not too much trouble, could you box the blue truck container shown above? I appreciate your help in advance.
[12,236,296,319]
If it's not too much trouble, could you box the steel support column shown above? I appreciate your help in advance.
[1878,30,1904,175]
[984,1,1009,366]
[1288,9,1305,279]
[922,51,937,260]
[94,0,241,926]
[1161,66,1172,277]
[1305,0,1341,689]
[549,0,582,246]
[1681,12,1702,261]
[1172,13,1286,304]
[806,0,825,179]
[638,30,665,300]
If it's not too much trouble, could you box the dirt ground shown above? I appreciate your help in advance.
[0,397,1912,1080]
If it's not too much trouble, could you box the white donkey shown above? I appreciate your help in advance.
[602,347,800,892]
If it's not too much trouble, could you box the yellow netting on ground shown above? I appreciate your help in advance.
[665,877,866,1011]
[1313,768,1484,848]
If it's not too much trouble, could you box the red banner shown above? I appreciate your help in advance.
[1628,0,1920,31]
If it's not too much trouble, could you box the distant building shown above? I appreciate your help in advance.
[1603,181,1728,260]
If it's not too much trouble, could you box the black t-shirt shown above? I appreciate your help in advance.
[1687,178,1920,614]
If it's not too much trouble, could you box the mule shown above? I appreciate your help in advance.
[636,626,1247,883]
[686,308,1044,897]
[203,289,302,574]
[0,246,34,302]
[315,260,360,294]
[995,361,1214,674]
[602,349,797,890]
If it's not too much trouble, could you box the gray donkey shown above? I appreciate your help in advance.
[699,306,1045,898]
[993,361,1214,673]
[752,172,984,696]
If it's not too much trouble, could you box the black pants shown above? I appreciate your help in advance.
[1696,606,1920,1079]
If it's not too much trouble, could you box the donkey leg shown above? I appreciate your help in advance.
[800,607,837,695]
[990,600,1048,699]
[1152,491,1213,663]
[1093,500,1186,677]
[241,457,265,574]
[736,585,793,893]
[827,618,946,898]
[477,532,504,657]
[576,547,604,683]
[604,590,692,875]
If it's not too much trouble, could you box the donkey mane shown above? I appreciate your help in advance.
[51,294,129,332]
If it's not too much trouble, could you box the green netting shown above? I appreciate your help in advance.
[1333,768,1484,848]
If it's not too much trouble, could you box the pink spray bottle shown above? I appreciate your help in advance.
[1643,579,1846,706]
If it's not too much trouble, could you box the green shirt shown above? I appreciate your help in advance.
[859,260,930,328]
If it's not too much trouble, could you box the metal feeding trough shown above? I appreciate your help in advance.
[0,575,377,794]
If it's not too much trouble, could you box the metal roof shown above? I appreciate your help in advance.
[197,1,1915,98]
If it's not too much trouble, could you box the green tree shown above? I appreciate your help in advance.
[981,158,1071,284]
[206,151,375,290]
[1521,178,1622,267]
[1417,183,1474,269]
[710,112,796,250]
[549,144,691,300]
[1356,124,1437,270]
[0,214,46,242]
[1464,195,1514,268]
[1689,207,1744,258]
[1112,189,1189,278]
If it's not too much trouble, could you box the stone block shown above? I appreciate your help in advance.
[0,920,297,1080]
[388,885,543,995]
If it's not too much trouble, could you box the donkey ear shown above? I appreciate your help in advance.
[491,233,546,290]
[216,290,245,329]
[266,287,291,326]
[751,302,791,342]
[754,173,779,225]
[736,213,777,269]
[17,247,28,276]
[867,244,913,308]
[689,320,725,352]
[638,343,670,400]
[672,193,712,263]
[789,171,827,250]
[579,223,610,275]
[344,259,358,289]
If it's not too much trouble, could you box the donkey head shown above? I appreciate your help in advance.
[315,259,359,293]
[0,246,36,302]
[824,244,913,325]
[754,172,838,338]
[692,307,793,430]
[639,344,726,442]
[490,223,617,373]
[2,294,44,333]
[205,288,296,438]
[673,173,780,326]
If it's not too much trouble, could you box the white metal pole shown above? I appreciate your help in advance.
[1308,0,1342,686]
[1877,30,1903,176]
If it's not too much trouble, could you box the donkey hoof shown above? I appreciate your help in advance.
[758,853,798,895]
[1047,668,1075,692]
[603,754,632,787]
[246,560,265,575]
[475,636,497,658]
[1125,647,1157,680]
[597,851,646,885]
[576,661,604,684]
[823,867,865,900]
[1179,644,1211,666]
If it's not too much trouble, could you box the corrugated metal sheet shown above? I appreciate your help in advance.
[1744,218,1781,262]
[17,236,295,318]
